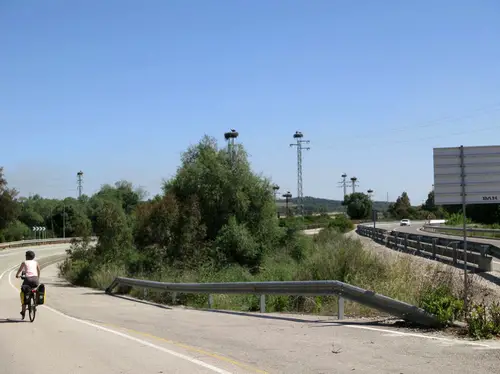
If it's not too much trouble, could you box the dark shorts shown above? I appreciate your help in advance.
[21,276,39,295]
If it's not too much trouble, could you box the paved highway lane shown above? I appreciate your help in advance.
[361,220,500,246]
[3,245,500,373]
[0,245,238,374]
[360,220,427,233]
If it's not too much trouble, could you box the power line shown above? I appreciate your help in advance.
[374,101,500,134]
[317,103,500,149]
[324,124,500,152]
[384,124,500,145]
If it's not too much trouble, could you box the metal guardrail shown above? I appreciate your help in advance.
[357,225,493,272]
[0,236,97,250]
[105,277,440,327]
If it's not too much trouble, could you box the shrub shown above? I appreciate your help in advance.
[214,216,263,270]
[328,215,354,233]
[418,285,463,326]
[467,301,500,339]
[1,220,30,241]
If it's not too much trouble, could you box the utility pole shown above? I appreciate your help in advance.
[77,170,84,198]
[224,129,239,164]
[349,177,359,194]
[290,131,310,216]
[272,184,280,203]
[272,184,280,217]
[283,191,292,217]
[338,173,348,198]
[62,203,66,238]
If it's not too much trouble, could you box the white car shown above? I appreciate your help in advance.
[400,219,411,226]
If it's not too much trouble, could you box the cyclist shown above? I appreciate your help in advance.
[15,250,40,319]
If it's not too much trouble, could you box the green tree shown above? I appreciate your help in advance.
[51,199,92,238]
[94,199,133,263]
[0,167,20,234]
[423,190,436,212]
[1,220,30,241]
[96,180,147,215]
[388,191,413,219]
[134,193,179,251]
[154,135,281,268]
[342,193,372,220]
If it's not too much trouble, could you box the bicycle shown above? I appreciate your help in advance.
[20,272,38,322]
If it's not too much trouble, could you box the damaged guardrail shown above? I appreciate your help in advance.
[106,277,440,327]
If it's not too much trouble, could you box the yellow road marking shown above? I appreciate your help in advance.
[6,263,269,373]
[101,321,269,374]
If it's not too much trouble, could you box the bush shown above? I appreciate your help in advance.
[467,301,500,339]
[214,216,263,270]
[328,215,354,233]
[446,213,473,226]
[0,220,30,242]
[418,285,464,326]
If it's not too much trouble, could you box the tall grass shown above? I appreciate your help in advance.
[60,228,453,317]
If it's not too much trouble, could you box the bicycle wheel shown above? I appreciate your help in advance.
[28,295,36,322]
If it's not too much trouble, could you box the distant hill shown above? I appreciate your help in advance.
[276,195,391,214]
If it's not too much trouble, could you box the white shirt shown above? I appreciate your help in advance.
[24,260,38,277]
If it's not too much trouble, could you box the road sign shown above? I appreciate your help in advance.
[433,145,500,205]
[431,144,500,313]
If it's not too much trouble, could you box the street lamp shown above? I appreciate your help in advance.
[282,191,292,216]
[272,184,280,202]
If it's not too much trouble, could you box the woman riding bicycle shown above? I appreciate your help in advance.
[15,250,40,319]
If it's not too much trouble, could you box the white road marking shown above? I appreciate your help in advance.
[4,259,500,354]
[347,324,500,349]
[0,264,18,280]
[6,269,233,374]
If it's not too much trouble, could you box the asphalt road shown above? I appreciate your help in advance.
[2,244,500,373]
[361,220,500,246]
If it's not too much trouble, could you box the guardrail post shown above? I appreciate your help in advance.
[172,292,177,305]
[479,245,493,272]
[452,243,457,265]
[432,238,437,259]
[338,296,344,320]
[416,236,421,255]
[208,294,214,309]
[404,234,408,252]
[143,288,148,299]
[480,245,489,257]
[105,278,118,294]
[260,295,266,313]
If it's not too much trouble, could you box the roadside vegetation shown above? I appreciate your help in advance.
[3,134,500,339]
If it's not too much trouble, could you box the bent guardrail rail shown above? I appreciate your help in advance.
[356,225,494,272]
[105,277,440,327]
[0,236,98,250]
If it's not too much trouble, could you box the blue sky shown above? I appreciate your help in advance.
[1,1,499,205]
